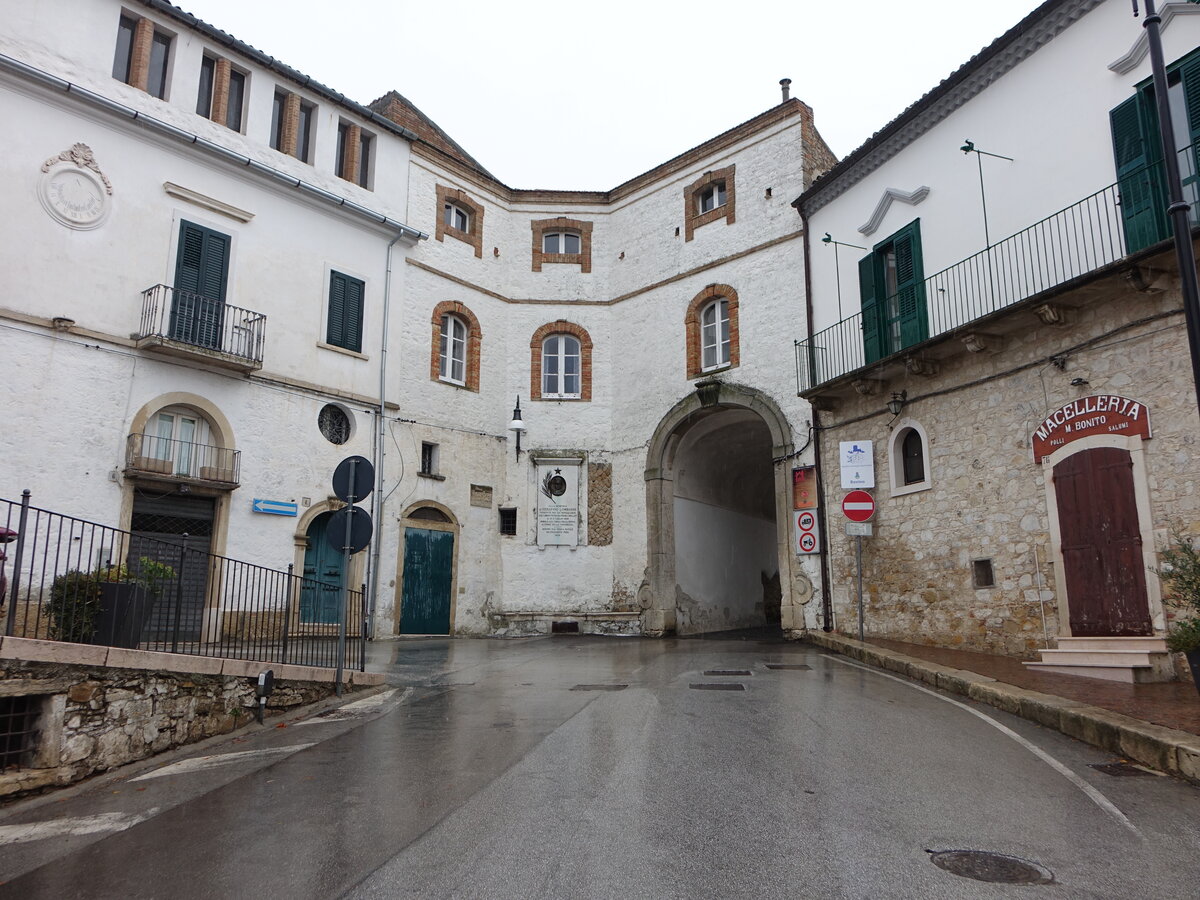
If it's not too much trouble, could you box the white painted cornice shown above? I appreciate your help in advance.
[858,186,930,236]
[1108,2,1200,74]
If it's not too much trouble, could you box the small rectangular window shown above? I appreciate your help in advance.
[113,15,136,83]
[973,559,995,589]
[225,69,246,131]
[358,133,373,188]
[326,271,365,353]
[0,695,40,772]
[147,30,171,99]
[420,442,438,476]
[270,90,287,151]
[296,101,315,162]
[336,121,350,179]
[196,56,215,116]
[499,508,517,535]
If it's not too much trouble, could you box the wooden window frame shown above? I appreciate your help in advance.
[429,301,482,391]
[436,186,484,257]
[684,165,736,241]
[531,218,593,272]
[529,321,593,401]
[684,284,739,379]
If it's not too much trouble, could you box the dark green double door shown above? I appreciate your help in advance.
[400,527,454,634]
[301,512,342,625]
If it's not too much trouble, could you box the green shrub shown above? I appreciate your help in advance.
[47,569,105,643]
[1165,617,1200,653]
[1158,527,1200,653]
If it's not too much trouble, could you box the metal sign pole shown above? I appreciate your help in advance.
[336,459,355,697]
[856,534,864,641]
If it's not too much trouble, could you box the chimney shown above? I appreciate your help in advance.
[780,78,792,102]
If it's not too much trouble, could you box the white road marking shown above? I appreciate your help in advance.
[828,656,1143,839]
[0,808,161,846]
[292,687,409,725]
[130,744,315,781]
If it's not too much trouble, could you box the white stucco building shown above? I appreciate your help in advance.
[0,0,837,641]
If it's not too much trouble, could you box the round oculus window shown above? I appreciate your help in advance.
[318,404,352,445]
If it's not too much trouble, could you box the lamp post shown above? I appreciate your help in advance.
[1132,0,1200,424]
[508,396,526,460]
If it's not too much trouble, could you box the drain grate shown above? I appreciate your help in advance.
[689,683,745,691]
[570,684,628,692]
[704,669,752,676]
[765,664,812,670]
[1089,762,1154,777]
[928,850,1053,885]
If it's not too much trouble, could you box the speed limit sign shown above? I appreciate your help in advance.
[793,510,820,555]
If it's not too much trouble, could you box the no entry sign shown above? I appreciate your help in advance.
[842,490,875,522]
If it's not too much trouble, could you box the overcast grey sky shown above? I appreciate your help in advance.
[181,0,1066,189]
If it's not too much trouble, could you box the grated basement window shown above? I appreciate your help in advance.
[499,508,517,535]
[0,695,40,772]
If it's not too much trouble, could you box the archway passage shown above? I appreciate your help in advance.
[671,408,780,634]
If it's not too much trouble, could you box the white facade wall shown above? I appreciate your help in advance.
[805,0,1200,335]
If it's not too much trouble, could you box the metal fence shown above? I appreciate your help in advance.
[137,284,266,365]
[795,151,1198,393]
[125,433,241,485]
[1,492,364,671]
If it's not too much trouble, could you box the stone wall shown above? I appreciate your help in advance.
[812,266,1199,658]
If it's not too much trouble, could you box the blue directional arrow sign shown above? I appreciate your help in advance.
[252,499,298,517]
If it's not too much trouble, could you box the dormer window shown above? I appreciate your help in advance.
[444,202,471,233]
[542,232,581,255]
[697,182,727,214]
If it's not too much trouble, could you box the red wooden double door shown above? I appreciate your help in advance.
[1052,447,1152,636]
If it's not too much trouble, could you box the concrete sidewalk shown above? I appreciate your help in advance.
[805,631,1200,784]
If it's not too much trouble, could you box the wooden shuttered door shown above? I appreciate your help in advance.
[859,219,926,364]
[858,254,883,364]
[327,271,364,353]
[1110,96,1167,255]
[172,221,229,350]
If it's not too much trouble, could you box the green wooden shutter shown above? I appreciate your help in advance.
[1179,54,1200,221]
[172,221,229,349]
[892,220,928,349]
[327,272,364,353]
[1110,96,1167,253]
[858,253,883,364]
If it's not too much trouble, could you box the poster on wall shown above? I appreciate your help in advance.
[535,458,581,547]
[792,466,818,510]
[839,440,875,489]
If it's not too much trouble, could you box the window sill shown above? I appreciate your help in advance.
[692,364,735,379]
[535,395,586,402]
[890,481,931,498]
[418,471,446,481]
[436,376,470,389]
[317,341,368,361]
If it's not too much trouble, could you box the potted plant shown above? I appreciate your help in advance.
[1158,527,1200,694]
[48,557,175,648]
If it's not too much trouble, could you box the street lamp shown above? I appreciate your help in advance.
[508,396,526,460]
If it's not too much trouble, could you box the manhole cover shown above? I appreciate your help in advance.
[689,683,745,691]
[928,850,1053,884]
[765,664,812,670]
[704,669,752,676]
[570,684,628,692]
[1089,762,1154,777]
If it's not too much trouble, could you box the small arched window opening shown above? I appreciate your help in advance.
[700,299,730,371]
[409,506,451,523]
[542,334,582,398]
[889,421,931,496]
[440,314,467,384]
[901,428,924,485]
[542,231,581,255]
[444,202,471,233]
[146,406,212,476]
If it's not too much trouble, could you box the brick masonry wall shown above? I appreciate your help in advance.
[813,278,1198,658]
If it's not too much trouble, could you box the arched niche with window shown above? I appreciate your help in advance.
[684,164,736,241]
[530,320,593,401]
[125,394,238,486]
[435,185,484,257]
[430,301,482,391]
[888,419,931,496]
[531,217,593,272]
[684,284,740,379]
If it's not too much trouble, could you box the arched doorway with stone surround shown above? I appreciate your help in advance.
[642,382,808,636]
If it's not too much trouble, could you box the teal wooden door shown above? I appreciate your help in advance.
[400,527,454,634]
[301,513,343,625]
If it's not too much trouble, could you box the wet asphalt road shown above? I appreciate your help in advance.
[2,632,1200,899]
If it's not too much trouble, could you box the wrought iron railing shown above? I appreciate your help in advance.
[1,492,365,671]
[137,284,266,365]
[796,151,1199,393]
[125,433,241,485]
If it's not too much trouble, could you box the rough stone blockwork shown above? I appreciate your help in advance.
[0,660,343,799]
[588,462,613,546]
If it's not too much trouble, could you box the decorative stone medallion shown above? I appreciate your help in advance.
[39,143,112,230]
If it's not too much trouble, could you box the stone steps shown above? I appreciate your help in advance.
[1024,636,1174,683]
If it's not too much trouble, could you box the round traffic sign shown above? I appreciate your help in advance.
[799,532,817,552]
[332,455,375,503]
[842,490,875,522]
[797,511,816,531]
[327,506,373,554]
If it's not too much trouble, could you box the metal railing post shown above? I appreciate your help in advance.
[170,535,187,654]
[280,563,293,665]
[5,490,31,637]
[360,581,367,673]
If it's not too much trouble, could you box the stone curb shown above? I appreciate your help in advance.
[805,631,1200,784]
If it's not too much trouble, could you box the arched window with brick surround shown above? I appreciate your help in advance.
[530,320,593,401]
[435,185,484,258]
[430,301,482,391]
[531,217,594,272]
[684,165,736,241]
[684,284,739,379]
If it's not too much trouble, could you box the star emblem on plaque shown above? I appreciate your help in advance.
[535,458,581,547]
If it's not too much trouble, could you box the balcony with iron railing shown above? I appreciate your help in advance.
[124,432,241,488]
[795,151,1199,396]
[134,284,266,372]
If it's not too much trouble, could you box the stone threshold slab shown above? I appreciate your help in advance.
[0,636,383,687]
[805,631,1200,784]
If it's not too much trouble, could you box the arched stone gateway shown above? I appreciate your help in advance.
[642,381,812,636]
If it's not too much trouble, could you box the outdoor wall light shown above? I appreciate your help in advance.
[508,396,526,459]
[1070,377,1090,387]
[886,390,908,417]
[960,140,975,154]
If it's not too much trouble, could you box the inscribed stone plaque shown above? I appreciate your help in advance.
[535,458,580,547]
[470,484,493,508]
